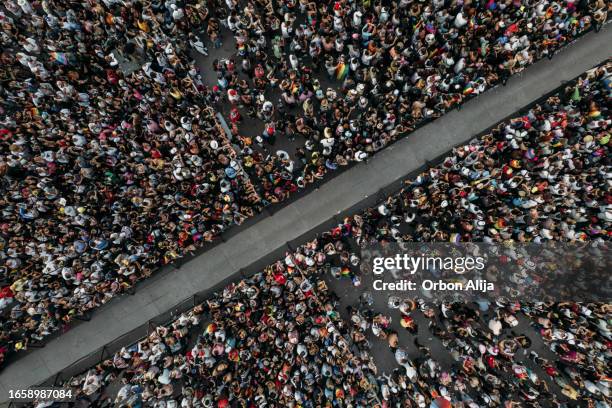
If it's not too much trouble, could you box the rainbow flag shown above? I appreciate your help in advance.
[335,62,349,81]
[51,52,68,65]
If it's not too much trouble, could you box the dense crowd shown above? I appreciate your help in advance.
[64,262,380,408]
[53,62,609,407]
[0,0,266,364]
[0,0,608,365]
[348,296,611,406]
[205,0,609,205]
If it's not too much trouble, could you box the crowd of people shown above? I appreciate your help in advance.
[0,0,266,365]
[53,62,609,407]
[205,0,609,205]
[63,261,380,408]
[347,295,611,406]
[0,0,608,366]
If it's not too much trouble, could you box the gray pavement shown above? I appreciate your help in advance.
[0,25,610,403]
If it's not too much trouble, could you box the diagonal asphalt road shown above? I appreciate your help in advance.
[0,24,610,403]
